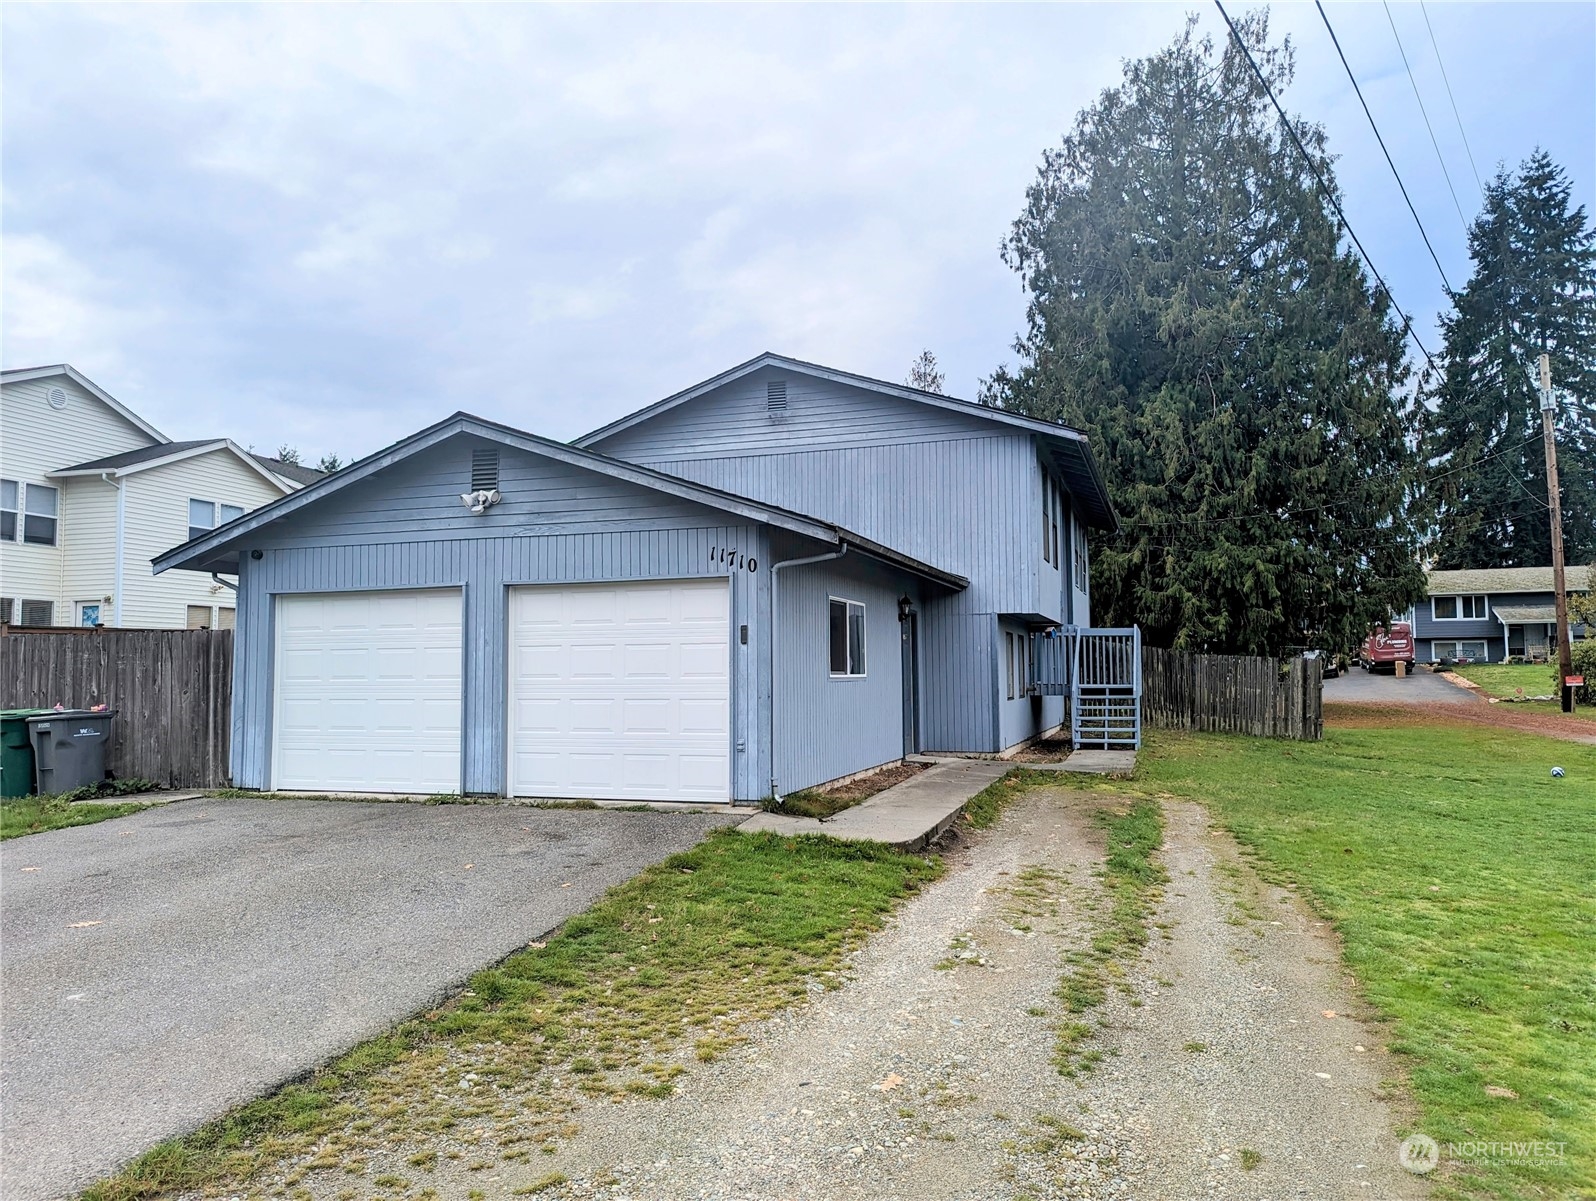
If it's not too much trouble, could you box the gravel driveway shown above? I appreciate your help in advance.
[395,787,1426,1200]
[0,797,736,1201]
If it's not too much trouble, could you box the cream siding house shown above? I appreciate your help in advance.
[1,365,307,628]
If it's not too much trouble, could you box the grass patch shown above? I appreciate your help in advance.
[82,829,941,1201]
[0,777,159,841]
[1451,663,1596,722]
[1239,1147,1262,1170]
[1053,797,1166,1074]
[1107,721,1595,1200]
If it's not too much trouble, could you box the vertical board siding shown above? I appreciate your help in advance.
[774,555,913,795]
[1,629,232,787]
[1140,646,1323,740]
[587,377,1109,755]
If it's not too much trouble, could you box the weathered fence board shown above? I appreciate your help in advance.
[0,629,232,787]
[1141,645,1322,740]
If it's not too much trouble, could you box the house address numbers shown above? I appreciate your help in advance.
[711,546,758,572]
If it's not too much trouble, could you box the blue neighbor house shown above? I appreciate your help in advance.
[1414,565,1590,665]
[155,354,1131,804]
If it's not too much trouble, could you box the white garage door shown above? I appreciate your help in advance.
[508,579,730,803]
[273,590,463,793]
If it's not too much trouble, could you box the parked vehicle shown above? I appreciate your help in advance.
[1360,621,1415,673]
[1291,647,1344,678]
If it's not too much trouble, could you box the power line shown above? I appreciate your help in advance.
[1418,0,1485,198]
[1314,1,1454,293]
[1383,0,1472,233]
[1210,0,1440,376]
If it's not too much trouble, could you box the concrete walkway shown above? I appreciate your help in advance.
[738,759,1011,850]
[1027,748,1137,775]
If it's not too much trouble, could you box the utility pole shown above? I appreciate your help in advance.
[1540,353,1575,713]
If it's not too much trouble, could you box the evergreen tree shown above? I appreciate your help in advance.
[983,14,1424,654]
[1425,151,1596,568]
[906,350,945,394]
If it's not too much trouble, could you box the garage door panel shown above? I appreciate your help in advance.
[509,579,730,802]
[273,590,463,794]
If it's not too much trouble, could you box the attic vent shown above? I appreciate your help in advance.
[471,448,500,491]
[47,387,68,411]
[766,380,788,415]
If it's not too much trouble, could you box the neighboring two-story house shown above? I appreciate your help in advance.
[1,365,314,629]
[155,353,1122,803]
[1414,565,1591,664]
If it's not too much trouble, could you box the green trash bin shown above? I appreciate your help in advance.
[1,708,54,799]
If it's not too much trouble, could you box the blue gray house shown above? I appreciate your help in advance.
[1413,565,1590,664]
[155,354,1130,804]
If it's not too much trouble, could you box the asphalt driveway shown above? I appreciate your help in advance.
[0,797,737,1201]
[1323,664,1480,705]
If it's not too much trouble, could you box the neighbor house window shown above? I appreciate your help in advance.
[76,601,102,627]
[19,599,53,626]
[23,484,57,546]
[189,499,246,542]
[828,598,866,677]
[1433,640,1488,662]
[0,597,13,623]
[1433,595,1487,621]
[1,480,17,541]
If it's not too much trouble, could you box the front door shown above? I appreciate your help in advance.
[1526,624,1550,659]
[900,610,919,756]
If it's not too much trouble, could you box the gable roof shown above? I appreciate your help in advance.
[1427,566,1590,596]
[153,411,969,589]
[1,364,168,443]
[50,438,297,493]
[251,454,327,486]
[574,352,1119,530]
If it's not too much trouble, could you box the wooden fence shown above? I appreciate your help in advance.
[1141,645,1323,740]
[1,628,233,788]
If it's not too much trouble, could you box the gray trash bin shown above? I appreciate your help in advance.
[27,710,116,795]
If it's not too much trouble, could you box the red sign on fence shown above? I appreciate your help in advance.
[1567,676,1586,687]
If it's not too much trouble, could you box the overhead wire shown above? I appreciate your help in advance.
[1211,0,1441,377]
[1418,0,1486,197]
[1314,0,1454,293]
[1382,0,1473,233]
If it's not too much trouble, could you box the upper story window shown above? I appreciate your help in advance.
[1433,595,1487,621]
[828,597,867,678]
[0,480,17,541]
[22,483,58,546]
[1072,516,1088,594]
[189,499,246,542]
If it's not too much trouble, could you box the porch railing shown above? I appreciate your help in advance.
[1028,625,1142,750]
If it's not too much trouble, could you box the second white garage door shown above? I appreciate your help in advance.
[273,589,463,794]
[508,579,730,803]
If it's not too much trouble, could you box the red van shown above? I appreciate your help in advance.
[1360,621,1415,673]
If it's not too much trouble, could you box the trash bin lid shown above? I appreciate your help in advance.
[1,708,56,719]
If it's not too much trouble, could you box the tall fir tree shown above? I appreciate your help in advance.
[1426,151,1596,568]
[983,15,1424,654]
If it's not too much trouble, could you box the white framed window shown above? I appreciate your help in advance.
[1,479,17,541]
[189,498,246,542]
[828,597,866,677]
[22,483,58,546]
[1433,640,1489,662]
[1433,595,1487,621]
[19,599,53,626]
[76,601,103,627]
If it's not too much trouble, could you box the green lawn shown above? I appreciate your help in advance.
[1119,720,1595,1200]
[1453,663,1595,721]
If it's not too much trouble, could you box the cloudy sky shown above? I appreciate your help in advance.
[3,3,1591,465]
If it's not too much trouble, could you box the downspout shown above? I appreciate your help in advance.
[768,542,848,804]
[104,472,124,627]
[211,573,237,593]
